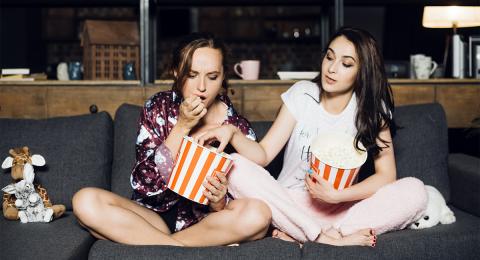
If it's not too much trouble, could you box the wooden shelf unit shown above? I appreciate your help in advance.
[1,79,479,128]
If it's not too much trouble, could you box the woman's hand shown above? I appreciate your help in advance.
[305,173,342,204]
[177,96,207,131]
[195,125,238,153]
[203,171,228,212]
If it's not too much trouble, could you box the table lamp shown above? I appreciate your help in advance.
[422,6,480,78]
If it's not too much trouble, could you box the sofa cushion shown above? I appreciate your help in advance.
[0,112,113,210]
[112,103,143,198]
[301,208,480,259]
[392,103,450,201]
[88,237,301,260]
[0,212,95,260]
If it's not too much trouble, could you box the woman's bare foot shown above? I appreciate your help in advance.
[316,228,376,247]
[272,229,296,242]
[271,229,303,248]
[322,228,343,240]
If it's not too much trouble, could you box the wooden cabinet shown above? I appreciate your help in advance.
[391,85,435,106]
[0,86,47,118]
[436,85,480,128]
[47,87,144,118]
[1,79,479,128]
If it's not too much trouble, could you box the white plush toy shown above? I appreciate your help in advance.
[2,163,54,223]
[408,185,456,229]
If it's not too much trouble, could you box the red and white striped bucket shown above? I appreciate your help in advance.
[167,136,233,205]
[309,132,368,190]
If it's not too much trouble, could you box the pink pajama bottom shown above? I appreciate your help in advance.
[227,153,428,242]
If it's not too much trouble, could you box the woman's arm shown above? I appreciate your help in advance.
[338,126,397,201]
[306,126,397,203]
[131,96,206,198]
[198,104,296,167]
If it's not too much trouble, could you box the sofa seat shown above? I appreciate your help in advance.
[88,237,301,260]
[0,212,94,260]
[302,208,480,260]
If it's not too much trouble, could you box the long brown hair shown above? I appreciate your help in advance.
[170,32,229,95]
[312,27,395,157]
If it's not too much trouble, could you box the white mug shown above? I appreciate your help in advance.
[411,54,437,79]
[234,60,260,80]
[57,62,69,81]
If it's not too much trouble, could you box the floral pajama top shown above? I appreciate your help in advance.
[130,90,256,232]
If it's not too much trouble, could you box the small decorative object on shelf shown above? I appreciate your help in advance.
[123,62,136,80]
[81,20,139,80]
[68,61,83,80]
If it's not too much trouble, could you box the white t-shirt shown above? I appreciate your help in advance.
[277,80,359,191]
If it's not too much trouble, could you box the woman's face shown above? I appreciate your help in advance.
[181,47,224,108]
[321,36,359,95]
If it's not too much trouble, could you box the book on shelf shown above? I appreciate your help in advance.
[1,68,30,75]
[0,68,48,81]
[0,76,35,81]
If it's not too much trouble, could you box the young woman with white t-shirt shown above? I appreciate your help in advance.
[194,27,428,247]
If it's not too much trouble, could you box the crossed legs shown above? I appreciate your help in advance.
[72,187,271,246]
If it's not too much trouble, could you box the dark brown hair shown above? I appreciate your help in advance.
[170,32,229,95]
[312,27,396,157]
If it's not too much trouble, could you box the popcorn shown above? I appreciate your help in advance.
[310,132,367,190]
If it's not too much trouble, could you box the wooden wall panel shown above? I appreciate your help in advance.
[391,85,435,106]
[436,86,480,128]
[0,87,47,118]
[228,87,243,115]
[1,80,479,128]
[144,86,170,101]
[47,87,144,118]
[243,86,287,121]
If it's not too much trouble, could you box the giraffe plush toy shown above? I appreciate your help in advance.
[1,147,65,222]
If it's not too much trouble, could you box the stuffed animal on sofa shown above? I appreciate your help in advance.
[1,147,65,222]
[408,185,456,229]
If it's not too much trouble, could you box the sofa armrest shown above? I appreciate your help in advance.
[448,153,480,217]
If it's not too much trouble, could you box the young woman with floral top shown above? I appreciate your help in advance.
[72,33,271,246]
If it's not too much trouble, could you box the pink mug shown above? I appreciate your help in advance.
[234,60,260,80]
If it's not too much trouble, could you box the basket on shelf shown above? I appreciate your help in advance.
[81,20,139,80]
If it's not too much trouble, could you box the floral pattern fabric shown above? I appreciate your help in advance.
[131,90,256,232]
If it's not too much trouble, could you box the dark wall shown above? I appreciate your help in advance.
[0,7,45,73]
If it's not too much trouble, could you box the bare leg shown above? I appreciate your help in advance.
[77,218,108,240]
[171,199,272,247]
[72,187,183,246]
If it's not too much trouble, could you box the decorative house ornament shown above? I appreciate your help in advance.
[81,20,140,80]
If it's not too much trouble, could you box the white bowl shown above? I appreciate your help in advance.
[277,71,319,80]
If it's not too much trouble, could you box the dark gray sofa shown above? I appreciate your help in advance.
[1,103,479,260]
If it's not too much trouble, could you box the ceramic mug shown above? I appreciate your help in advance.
[68,61,83,80]
[234,60,260,80]
[410,54,438,79]
[56,62,69,81]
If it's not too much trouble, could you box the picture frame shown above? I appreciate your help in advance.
[468,35,480,78]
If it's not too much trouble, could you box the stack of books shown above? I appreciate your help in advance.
[0,68,34,81]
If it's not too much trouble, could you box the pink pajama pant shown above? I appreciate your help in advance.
[227,154,428,242]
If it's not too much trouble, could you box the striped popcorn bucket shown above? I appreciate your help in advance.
[167,136,233,205]
[309,132,368,190]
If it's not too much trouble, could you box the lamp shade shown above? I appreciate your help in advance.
[422,6,480,28]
